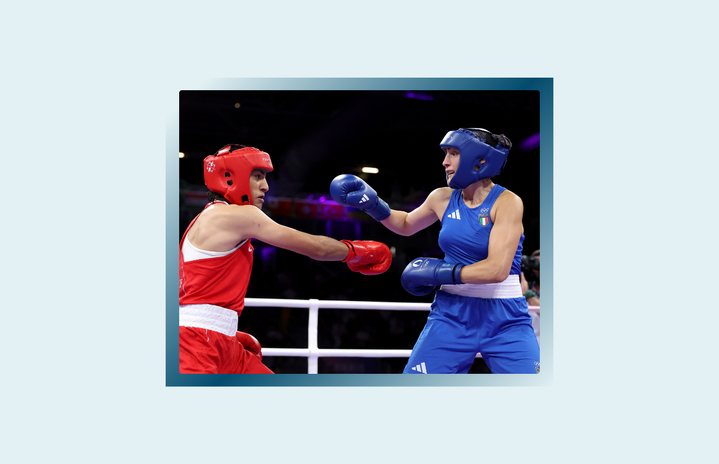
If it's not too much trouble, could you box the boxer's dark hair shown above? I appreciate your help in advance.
[466,128,513,151]
[208,191,229,203]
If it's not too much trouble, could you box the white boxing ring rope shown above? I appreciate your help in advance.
[244,298,540,374]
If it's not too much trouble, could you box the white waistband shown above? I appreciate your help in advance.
[439,274,522,299]
[179,304,238,337]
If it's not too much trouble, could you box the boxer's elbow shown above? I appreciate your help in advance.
[462,263,510,284]
[488,262,512,283]
[492,268,511,283]
[383,219,417,237]
[392,228,414,237]
[381,211,417,237]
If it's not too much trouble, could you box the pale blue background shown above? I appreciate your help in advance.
[2,1,717,463]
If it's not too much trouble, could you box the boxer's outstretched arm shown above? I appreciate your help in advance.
[380,188,449,236]
[211,204,349,260]
[195,203,392,275]
[331,175,447,236]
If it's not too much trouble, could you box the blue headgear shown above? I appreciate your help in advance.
[440,128,511,189]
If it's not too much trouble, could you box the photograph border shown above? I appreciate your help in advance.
[166,78,553,386]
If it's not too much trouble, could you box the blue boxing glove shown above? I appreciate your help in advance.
[329,174,391,221]
[401,258,464,296]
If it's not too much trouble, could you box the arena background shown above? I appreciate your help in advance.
[179,90,540,373]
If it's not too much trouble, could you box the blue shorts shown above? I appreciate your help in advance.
[403,291,540,374]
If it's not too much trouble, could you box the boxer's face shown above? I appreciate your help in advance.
[442,147,460,185]
[249,169,269,209]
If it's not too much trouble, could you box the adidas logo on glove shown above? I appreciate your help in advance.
[358,194,369,204]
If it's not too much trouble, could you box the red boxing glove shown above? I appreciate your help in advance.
[341,240,392,276]
[236,331,262,361]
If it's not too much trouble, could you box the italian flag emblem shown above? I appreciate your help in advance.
[479,215,489,226]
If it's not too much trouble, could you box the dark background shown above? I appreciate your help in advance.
[179,90,540,373]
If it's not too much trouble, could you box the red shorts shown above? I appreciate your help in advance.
[179,327,273,374]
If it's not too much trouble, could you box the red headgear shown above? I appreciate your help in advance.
[203,145,274,205]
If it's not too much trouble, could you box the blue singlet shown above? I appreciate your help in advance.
[403,185,540,374]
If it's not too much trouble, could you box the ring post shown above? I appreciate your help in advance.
[308,299,319,374]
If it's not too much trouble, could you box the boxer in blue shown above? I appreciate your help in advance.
[330,128,540,374]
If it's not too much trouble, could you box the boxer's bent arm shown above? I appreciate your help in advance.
[380,188,447,236]
[459,191,525,284]
[213,204,349,261]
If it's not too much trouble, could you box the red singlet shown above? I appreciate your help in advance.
[178,202,272,374]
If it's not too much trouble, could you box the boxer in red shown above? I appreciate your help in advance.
[180,144,392,374]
